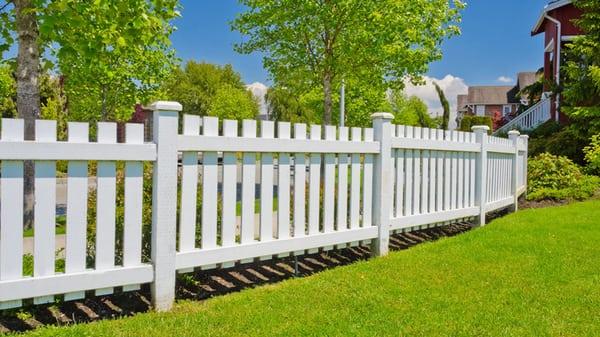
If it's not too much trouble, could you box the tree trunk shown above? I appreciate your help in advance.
[15,0,41,230]
[323,71,333,125]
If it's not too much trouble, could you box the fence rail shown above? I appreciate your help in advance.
[493,97,552,135]
[0,101,529,311]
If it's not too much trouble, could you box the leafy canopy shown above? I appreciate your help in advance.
[233,0,464,124]
[162,61,259,120]
[388,90,435,128]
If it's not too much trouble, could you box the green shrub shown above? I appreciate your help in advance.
[459,115,492,134]
[583,134,600,176]
[528,125,589,165]
[527,153,600,201]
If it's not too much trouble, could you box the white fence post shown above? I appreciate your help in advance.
[472,125,489,227]
[508,130,520,212]
[150,101,182,311]
[371,112,393,256]
[521,135,529,197]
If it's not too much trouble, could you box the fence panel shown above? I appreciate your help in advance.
[0,104,529,311]
[174,115,379,271]
[0,118,154,309]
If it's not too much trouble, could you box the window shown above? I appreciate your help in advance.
[503,105,511,116]
[476,105,485,116]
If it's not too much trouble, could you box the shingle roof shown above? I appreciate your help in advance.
[467,86,513,105]
[457,94,468,111]
[517,72,538,90]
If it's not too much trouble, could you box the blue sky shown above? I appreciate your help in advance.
[173,0,550,87]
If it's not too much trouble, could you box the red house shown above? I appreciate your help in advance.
[531,0,584,123]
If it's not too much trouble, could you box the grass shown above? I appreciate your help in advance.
[23,216,66,237]
[16,200,600,336]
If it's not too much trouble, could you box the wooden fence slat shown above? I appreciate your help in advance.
[428,129,437,213]
[362,128,374,228]
[421,128,429,214]
[95,122,117,296]
[404,126,414,216]
[457,132,465,209]
[221,120,238,249]
[293,124,307,239]
[394,126,405,218]
[33,120,57,304]
[64,122,89,301]
[260,121,275,244]
[337,127,349,231]
[308,125,321,236]
[323,125,336,236]
[201,117,219,253]
[122,123,145,291]
[413,127,422,215]
[179,115,200,256]
[436,130,444,212]
[277,122,291,240]
[241,120,257,246]
[444,131,452,211]
[0,119,24,309]
[349,128,362,230]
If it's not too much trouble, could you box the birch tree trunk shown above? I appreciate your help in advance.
[15,0,41,230]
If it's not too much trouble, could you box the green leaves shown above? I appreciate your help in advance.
[162,61,259,121]
[37,0,180,122]
[232,0,464,124]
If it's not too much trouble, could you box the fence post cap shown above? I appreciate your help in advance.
[149,101,183,112]
[370,112,394,120]
[507,130,521,137]
[471,125,490,132]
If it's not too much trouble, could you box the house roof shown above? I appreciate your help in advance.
[532,0,572,35]
[457,95,468,111]
[517,72,538,90]
[467,86,514,105]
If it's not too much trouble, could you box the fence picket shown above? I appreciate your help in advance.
[349,128,362,230]
[0,119,24,309]
[308,125,321,237]
[277,122,291,240]
[122,123,145,291]
[241,120,257,247]
[260,121,275,245]
[95,122,117,296]
[64,122,89,301]
[293,124,307,241]
[179,115,200,262]
[337,127,349,231]
[221,120,238,250]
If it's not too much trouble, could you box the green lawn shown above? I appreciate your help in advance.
[19,200,600,336]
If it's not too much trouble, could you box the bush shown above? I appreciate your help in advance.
[459,115,492,134]
[583,134,600,176]
[527,153,600,201]
[528,124,589,165]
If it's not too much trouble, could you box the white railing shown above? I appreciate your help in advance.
[0,102,529,312]
[494,97,552,135]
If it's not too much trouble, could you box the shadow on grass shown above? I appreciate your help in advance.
[0,223,472,334]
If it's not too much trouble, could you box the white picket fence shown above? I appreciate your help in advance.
[0,102,529,311]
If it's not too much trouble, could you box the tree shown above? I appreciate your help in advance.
[562,0,600,136]
[389,90,434,128]
[433,82,450,130]
[162,61,259,119]
[232,0,464,125]
[0,62,16,117]
[208,84,258,121]
[40,0,180,122]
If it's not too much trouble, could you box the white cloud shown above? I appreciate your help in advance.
[246,82,269,117]
[497,76,513,84]
[403,74,468,130]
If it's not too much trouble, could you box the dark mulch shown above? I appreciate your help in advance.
[0,222,472,334]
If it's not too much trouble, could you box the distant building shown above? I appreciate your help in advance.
[531,0,584,123]
[456,72,539,126]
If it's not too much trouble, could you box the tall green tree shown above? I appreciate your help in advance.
[39,0,180,122]
[232,0,464,125]
[562,0,600,136]
[162,61,259,119]
[389,90,434,128]
[433,82,450,130]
